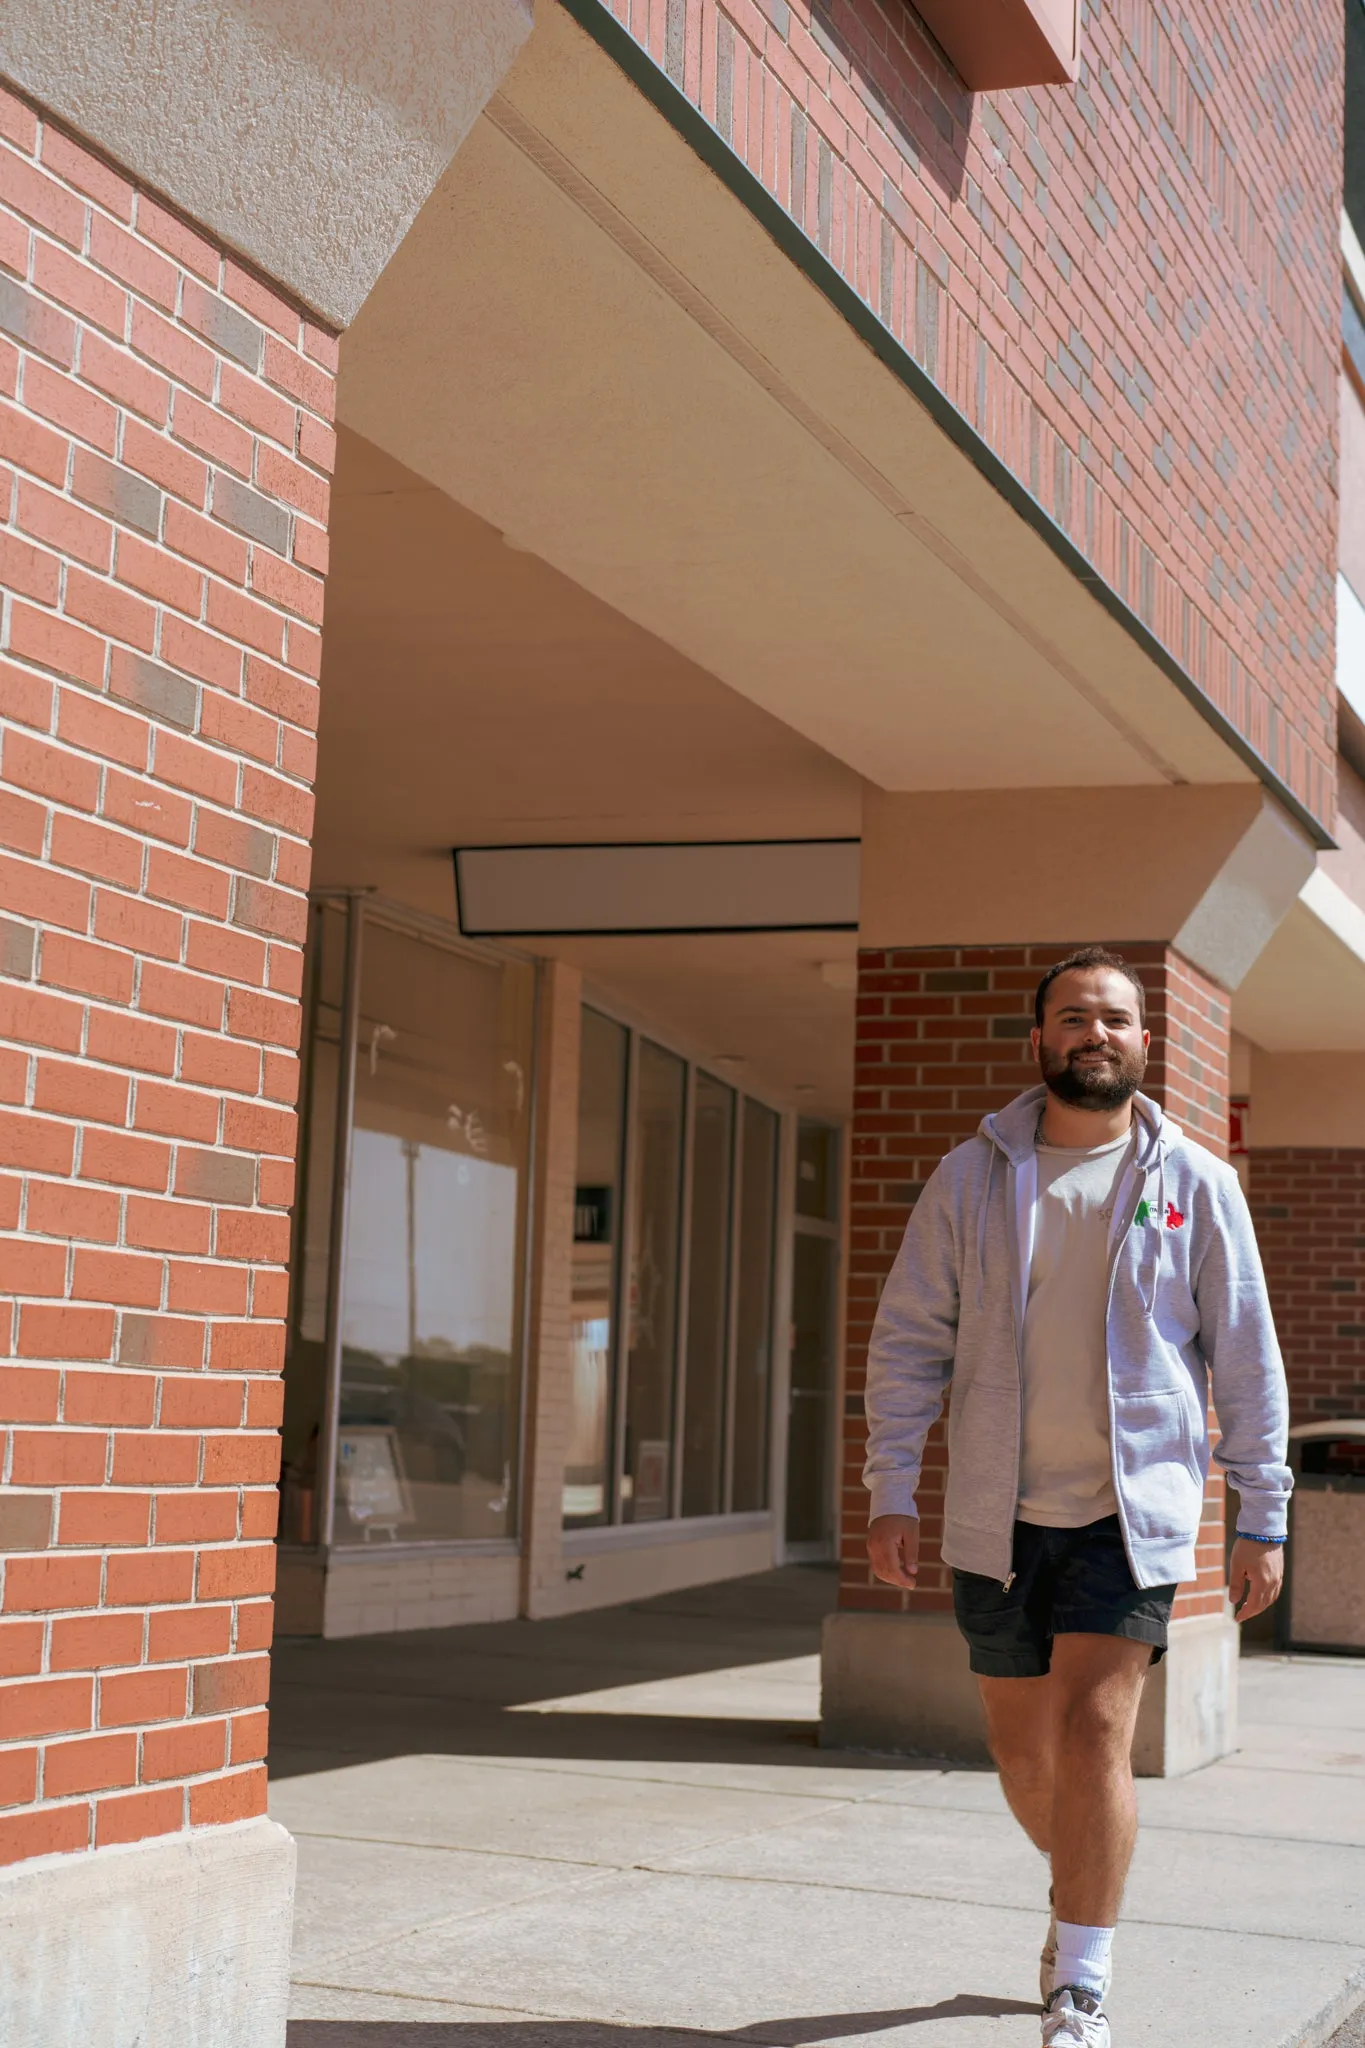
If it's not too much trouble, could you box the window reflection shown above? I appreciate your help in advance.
[795,1119,840,1223]
[622,1041,685,1522]
[681,1074,734,1518]
[333,919,534,1544]
[786,1232,839,1545]
[565,1010,628,1527]
[731,1098,778,1513]
[565,1011,788,1530]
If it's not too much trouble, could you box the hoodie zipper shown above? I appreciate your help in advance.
[1002,1152,1025,1593]
[1103,1159,1154,1586]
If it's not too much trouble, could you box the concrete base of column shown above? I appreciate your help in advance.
[820,1610,991,1763]
[1130,1611,1240,1777]
[0,1815,295,2048]
[820,1608,1239,1776]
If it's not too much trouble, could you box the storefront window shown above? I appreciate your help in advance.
[795,1118,840,1223]
[788,1117,841,1549]
[681,1074,734,1518]
[731,1099,778,1512]
[622,1040,686,1522]
[334,919,534,1543]
[565,1010,628,1527]
[281,898,536,1551]
[564,1002,784,1531]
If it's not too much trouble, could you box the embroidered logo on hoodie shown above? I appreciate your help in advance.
[1134,1197,1185,1228]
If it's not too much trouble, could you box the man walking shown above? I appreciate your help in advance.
[864,947,1290,2046]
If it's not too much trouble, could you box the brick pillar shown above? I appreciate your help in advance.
[823,940,1236,1772]
[0,82,333,1895]
[1250,1150,1365,1426]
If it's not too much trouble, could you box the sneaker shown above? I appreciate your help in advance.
[1042,1987,1110,2044]
[1039,1891,1057,2006]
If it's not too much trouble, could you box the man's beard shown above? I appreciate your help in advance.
[1038,1039,1146,1109]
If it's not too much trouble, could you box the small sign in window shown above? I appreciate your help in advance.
[574,1185,614,1244]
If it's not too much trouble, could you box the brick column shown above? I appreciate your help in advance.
[0,85,333,1879]
[822,940,1236,1772]
[1250,1150,1365,1426]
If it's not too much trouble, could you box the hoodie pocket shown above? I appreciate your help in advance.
[945,1374,1019,1539]
[1112,1386,1205,1542]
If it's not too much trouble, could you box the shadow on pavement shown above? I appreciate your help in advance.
[287,1999,1041,2044]
[270,1713,847,1776]
[269,1568,965,1781]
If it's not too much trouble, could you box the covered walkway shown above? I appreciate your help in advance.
[271,1570,1365,2047]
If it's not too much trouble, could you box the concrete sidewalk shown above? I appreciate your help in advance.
[268,1568,1365,2048]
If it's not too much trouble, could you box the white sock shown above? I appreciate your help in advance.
[1054,1921,1113,2002]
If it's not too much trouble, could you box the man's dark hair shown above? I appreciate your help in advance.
[1033,946,1147,1028]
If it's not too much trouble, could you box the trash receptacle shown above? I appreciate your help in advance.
[1282,1422,1365,1654]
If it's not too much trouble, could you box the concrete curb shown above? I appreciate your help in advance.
[1294,1968,1365,2048]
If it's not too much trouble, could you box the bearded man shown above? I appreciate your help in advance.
[864,946,1290,2047]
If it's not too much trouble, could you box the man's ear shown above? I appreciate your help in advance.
[1029,1026,1042,1058]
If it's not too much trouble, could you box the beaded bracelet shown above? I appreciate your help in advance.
[1235,1530,1285,1545]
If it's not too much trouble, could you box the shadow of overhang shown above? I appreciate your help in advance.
[337,1,1292,821]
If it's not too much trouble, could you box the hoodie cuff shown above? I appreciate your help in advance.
[866,1476,920,1522]
[1233,1491,1289,1542]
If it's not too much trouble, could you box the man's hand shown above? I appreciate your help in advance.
[1229,1537,1284,1622]
[868,1513,920,1591]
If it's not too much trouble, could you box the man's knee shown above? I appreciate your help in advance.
[1054,1686,1134,1759]
[991,1735,1053,1796]
[978,1680,1053,1781]
[1052,1664,1147,1760]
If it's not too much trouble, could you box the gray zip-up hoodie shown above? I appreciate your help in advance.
[863,1085,1291,1588]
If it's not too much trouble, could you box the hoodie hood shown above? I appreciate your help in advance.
[974,1085,1182,1321]
[979,1084,1177,1170]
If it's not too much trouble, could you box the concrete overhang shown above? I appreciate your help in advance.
[337,1,1308,829]
[1234,869,1365,1051]
[0,0,532,326]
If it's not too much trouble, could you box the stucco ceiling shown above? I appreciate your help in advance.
[312,429,860,1111]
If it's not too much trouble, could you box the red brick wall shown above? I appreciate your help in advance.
[842,942,1229,1623]
[0,89,334,1865]
[1250,1149,1365,1425]
[613,0,1341,829]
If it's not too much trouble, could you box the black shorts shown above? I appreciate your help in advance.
[952,1515,1177,1678]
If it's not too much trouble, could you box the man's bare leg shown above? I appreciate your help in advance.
[980,1633,1152,1917]
[1047,1634,1151,1925]
[978,1670,1054,1855]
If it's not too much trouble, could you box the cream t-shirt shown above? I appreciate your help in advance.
[1016,1128,1134,1528]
